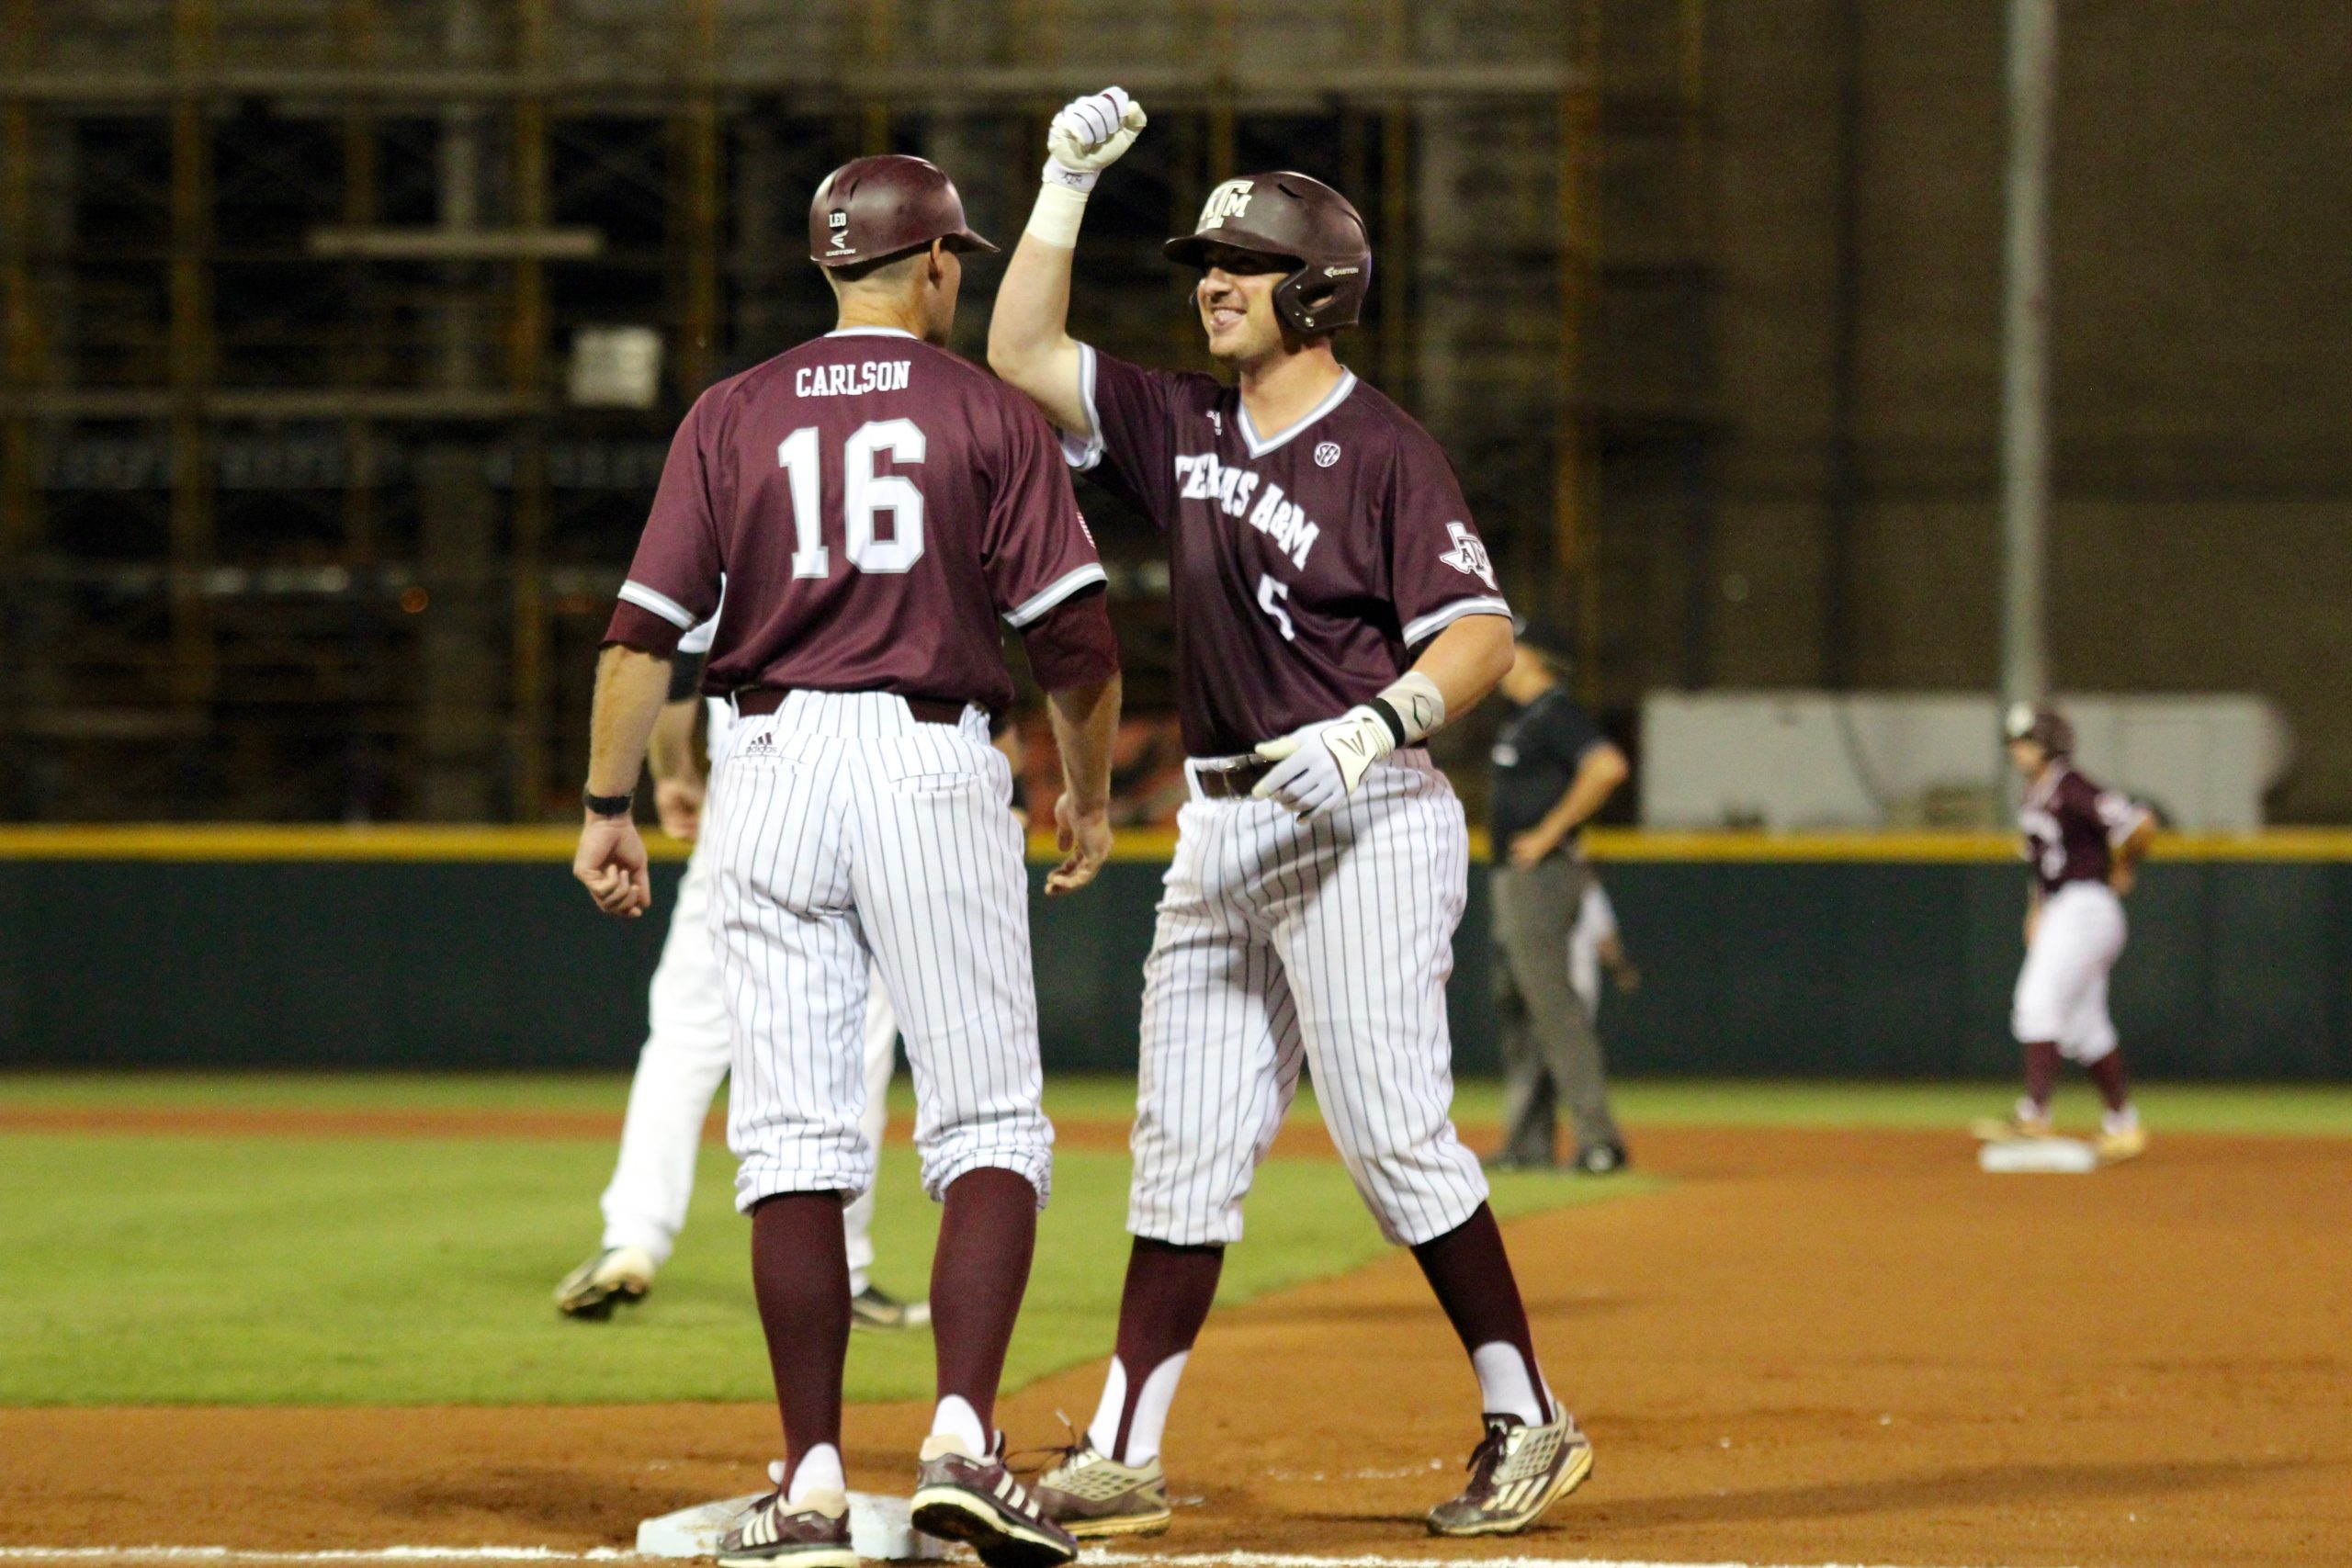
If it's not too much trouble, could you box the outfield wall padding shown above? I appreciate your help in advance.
[2,852,2346,1078]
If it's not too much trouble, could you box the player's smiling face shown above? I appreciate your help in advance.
[1193,245,1292,367]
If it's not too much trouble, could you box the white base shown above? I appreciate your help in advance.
[636,1492,946,1561]
[1979,1136,2099,1173]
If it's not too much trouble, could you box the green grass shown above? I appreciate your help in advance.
[7,1072,2343,1405]
[0,1125,1643,1406]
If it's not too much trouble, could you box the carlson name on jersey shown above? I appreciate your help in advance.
[794,358,912,398]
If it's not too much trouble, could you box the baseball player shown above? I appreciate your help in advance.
[1974,704,2155,1163]
[573,153,1122,1568]
[1486,623,1633,1175]
[552,615,925,1332]
[988,89,1593,1539]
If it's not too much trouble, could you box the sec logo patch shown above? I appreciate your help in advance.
[1314,441,1341,468]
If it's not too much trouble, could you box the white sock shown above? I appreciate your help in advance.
[786,1443,844,1505]
[1084,1352,1189,1465]
[1470,1341,1551,1426]
[2103,1104,2139,1134]
[931,1393,988,1456]
[1084,1357,1129,1457]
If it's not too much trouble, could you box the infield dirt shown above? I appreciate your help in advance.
[6,1123,2347,1568]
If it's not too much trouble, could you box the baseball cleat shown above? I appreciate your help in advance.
[715,1469,856,1568]
[553,1244,657,1318]
[2095,1122,2148,1164]
[910,1432,1079,1568]
[1970,1112,2054,1144]
[851,1283,931,1333]
[1426,1412,1594,1538]
[1032,1438,1172,1539]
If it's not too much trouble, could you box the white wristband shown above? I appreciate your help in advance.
[1026,178,1092,247]
[1373,670,1447,744]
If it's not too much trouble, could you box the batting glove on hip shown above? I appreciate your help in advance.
[1251,705,1396,820]
[1046,87,1148,191]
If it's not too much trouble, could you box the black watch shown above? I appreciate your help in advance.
[583,790,635,818]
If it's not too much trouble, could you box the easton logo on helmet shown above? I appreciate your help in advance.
[1198,179,1255,230]
[827,211,853,254]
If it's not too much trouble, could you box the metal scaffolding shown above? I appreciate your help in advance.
[0,0,1699,824]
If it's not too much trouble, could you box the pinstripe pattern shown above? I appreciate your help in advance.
[709,691,1052,1213]
[1128,750,1487,1247]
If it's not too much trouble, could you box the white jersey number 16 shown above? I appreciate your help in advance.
[778,419,927,579]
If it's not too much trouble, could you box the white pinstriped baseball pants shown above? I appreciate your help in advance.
[1129,750,1490,1248]
[707,691,1053,1213]
[597,831,901,1290]
[2012,880,2127,1064]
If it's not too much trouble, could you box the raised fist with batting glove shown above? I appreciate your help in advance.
[1045,87,1148,191]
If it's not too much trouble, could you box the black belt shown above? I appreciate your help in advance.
[1191,757,1275,800]
[734,688,968,726]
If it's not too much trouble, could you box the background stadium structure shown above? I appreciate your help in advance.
[5,0,2349,824]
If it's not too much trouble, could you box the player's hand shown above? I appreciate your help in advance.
[653,774,706,842]
[1046,793,1113,897]
[1252,706,1392,820]
[1507,828,1559,869]
[1611,960,1643,995]
[575,814,653,919]
[2108,863,2136,897]
[1046,87,1147,187]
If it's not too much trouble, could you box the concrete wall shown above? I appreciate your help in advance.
[1697,0,2352,818]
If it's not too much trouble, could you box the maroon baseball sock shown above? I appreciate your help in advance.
[1088,1237,1225,1463]
[2086,1051,2131,1115]
[750,1192,852,1489]
[1411,1202,1554,1425]
[928,1167,1039,1440]
[2022,1041,2062,1113]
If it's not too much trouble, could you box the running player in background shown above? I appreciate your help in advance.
[989,87,1593,1540]
[1486,621,1633,1175]
[553,615,930,1331]
[576,152,1119,1568]
[1974,704,2155,1164]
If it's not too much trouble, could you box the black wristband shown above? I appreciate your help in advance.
[583,790,635,818]
[1367,696,1409,749]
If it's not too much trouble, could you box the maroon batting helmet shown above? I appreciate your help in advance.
[2004,702,2075,757]
[1164,172,1372,335]
[808,154,997,269]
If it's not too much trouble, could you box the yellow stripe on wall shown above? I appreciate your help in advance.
[3,824,2351,863]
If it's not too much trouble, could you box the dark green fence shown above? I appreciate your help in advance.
[2,842,2346,1078]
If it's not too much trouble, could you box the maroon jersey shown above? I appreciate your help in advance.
[1065,344,1510,756]
[2020,762,2149,896]
[605,327,1107,711]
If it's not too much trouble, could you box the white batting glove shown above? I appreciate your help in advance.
[1251,706,1396,820]
[1045,87,1148,192]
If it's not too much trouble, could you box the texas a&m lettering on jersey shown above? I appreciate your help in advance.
[1171,451,1320,570]
[1062,344,1509,756]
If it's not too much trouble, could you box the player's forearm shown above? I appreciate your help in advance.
[1409,613,1516,721]
[1537,745,1630,840]
[584,644,675,798]
[987,223,1088,433]
[644,697,701,787]
[1046,672,1122,815]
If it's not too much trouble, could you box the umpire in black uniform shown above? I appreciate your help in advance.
[1486,620,1633,1173]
